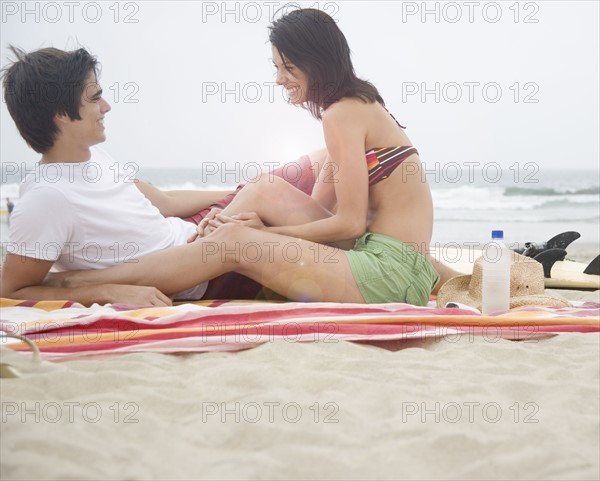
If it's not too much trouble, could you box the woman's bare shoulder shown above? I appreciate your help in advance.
[326,97,375,113]
[322,98,375,127]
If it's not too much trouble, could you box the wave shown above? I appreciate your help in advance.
[435,216,600,223]
[504,186,600,196]
[431,185,599,211]
[3,179,598,214]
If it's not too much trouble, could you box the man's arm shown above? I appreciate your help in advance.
[0,254,172,307]
[135,180,233,218]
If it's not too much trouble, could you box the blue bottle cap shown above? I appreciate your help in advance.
[491,230,504,239]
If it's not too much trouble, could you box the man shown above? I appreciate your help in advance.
[1,46,318,307]
[0,46,236,306]
[6,197,14,226]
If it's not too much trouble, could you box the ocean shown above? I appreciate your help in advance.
[1,165,599,252]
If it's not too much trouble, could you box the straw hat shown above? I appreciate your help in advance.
[436,252,571,310]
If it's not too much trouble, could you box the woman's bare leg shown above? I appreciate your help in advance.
[221,149,332,226]
[222,175,332,226]
[426,255,462,295]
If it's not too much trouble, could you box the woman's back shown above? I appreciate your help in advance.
[321,98,434,250]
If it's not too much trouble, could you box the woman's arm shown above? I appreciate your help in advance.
[265,103,370,242]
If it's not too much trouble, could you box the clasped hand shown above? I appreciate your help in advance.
[187,208,266,242]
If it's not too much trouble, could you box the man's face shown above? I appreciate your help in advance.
[66,72,111,148]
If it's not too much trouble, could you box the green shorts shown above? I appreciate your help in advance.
[345,233,439,306]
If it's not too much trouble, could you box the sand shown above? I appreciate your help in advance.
[1,319,599,480]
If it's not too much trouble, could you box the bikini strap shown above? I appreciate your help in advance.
[383,105,406,129]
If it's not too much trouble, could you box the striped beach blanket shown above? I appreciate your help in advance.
[1,298,598,361]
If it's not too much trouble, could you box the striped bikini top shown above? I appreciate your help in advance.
[365,108,418,185]
[366,145,418,186]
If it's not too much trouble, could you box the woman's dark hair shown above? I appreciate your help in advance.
[1,46,99,153]
[269,8,383,119]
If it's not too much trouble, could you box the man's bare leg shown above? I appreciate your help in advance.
[60,223,365,303]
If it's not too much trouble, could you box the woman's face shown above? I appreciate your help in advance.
[271,45,310,105]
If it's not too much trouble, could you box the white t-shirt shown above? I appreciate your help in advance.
[8,147,207,299]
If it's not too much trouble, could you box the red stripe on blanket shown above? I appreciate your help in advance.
[16,321,600,355]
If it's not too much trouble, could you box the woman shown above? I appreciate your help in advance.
[59,8,453,305]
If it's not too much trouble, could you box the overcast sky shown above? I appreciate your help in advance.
[1,1,598,177]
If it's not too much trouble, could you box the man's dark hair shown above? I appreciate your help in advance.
[269,8,383,120]
[1,46,99,153]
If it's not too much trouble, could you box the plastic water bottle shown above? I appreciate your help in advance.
[481,230,511,314]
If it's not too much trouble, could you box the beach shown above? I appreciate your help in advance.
[1,174,599,480]
[1,0,599,477]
